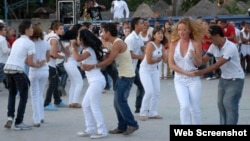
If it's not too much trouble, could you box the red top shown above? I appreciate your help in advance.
[7,37,16,48]
[202,35,211,51]
[222,24,236,43]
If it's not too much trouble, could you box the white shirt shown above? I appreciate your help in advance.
[207,39,244,79]
[140,41,162,69]
[0,35,10,64]
[124,31,144,71]
[4,35,36,71]
[81,47,104,83]
[110,0,129,19]
[29,39,50,72]
[174,40,198,78]
[45,32,62,68]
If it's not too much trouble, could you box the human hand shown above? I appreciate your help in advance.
[36,59,46,67]
[81,64,94,71]
[193,69,203,76]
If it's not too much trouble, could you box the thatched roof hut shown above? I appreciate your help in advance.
[33,7,55,19]
[132,3,155,18]
[151,0,169,17]
[183,0,229,16]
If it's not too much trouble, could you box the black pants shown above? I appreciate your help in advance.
[6,72,30,125]
[44,66,62,106]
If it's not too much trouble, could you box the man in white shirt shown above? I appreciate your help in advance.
[110,0,129,22]
[195,25,245,125]
[124,17,145,113]
[0,23,10,90]
[3,20,46,130]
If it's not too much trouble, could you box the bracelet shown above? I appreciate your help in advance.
[94,64,97,69]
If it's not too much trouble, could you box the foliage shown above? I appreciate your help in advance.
[223,1,247,14]
[180,0,200,12]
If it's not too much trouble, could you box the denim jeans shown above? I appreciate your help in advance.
[59,72,68,89]
[6,72,30,125]
[102,61,118,91]
[0,63,5,82]
[134,67,145,111]
[218,78,244,125]
[44,66,62,106]
[114,76,138,130]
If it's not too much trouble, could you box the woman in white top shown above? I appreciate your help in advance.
[62,24,84,108]
[72,29,107,139]
[139,27,166,121]
[168,17,206,124]
[239,23,250,73]
[29,24,50,127]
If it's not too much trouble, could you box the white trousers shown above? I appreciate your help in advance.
[29,69,48,124]
[139,67,160,117]
[174,76,202,124]
[82,79,107,135]
[64,58,83,104]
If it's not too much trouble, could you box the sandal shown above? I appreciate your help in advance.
[148,115,163,119]
[71,103,82,108]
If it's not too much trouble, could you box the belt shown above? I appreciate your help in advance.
[4,70,24,74]
[222,78,241,81]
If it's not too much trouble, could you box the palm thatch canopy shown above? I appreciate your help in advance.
[151,0,169,17]
[183,0,229,16]
[33,7,55,14]
[132,3,155,18]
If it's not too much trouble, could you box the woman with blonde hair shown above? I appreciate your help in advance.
[168,17,207,124]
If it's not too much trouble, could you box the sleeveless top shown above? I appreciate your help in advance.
[174,40,198,78]
[241,30,250,45]
[139,32,150,43]
[140,41,163,69]
[113,38,135,77]
[81,47,104,82]
[46,32,62,68]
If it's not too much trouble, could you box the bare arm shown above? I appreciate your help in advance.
[145,42,161,64]
[26,54,46,68]
[82,40,122,71]
[190,40,202,67]
[71,40,90,62]
[195,57,227,76]
[168,41,192,76]
[50,39,65,59]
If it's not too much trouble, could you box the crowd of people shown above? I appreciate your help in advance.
[0,2,248,139]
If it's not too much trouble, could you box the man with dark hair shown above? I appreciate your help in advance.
[124,17,145,113]
[4,20,46,130]
[194,25,245,125]
[82,22,139,135]
[87,0,106,21]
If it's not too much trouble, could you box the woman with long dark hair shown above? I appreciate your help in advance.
[71,29,107,139]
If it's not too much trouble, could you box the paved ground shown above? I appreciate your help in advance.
[0,75,249,141]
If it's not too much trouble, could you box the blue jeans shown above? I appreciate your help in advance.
[44,66,62,106]
[6,72,30,125]
[102,61,118,91]
[114,76,138,130]
[59,72,68,89]
[0,63,5,82]
[218,78,244,125]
